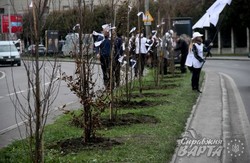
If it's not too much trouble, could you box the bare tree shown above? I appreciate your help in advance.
[62,0,108,143]
[6,0,63,162]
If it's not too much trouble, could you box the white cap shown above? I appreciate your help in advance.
[192,32,203,40]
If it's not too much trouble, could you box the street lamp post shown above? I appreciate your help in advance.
[3,2,11,40]
[8,3,11,40]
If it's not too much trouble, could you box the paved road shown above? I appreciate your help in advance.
[0,61,103,148]
[203,59,250,121]
[172,58,250,163]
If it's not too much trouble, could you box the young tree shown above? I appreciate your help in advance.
[62,0,108,142]
[10,0,61,162]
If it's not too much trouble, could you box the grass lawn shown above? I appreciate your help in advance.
[0,69,203,163]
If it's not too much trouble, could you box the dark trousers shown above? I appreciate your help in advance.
[135,53,146,76]
[159,58,168,75]
[190,67,201,90]
[180,54,187,73]
[112,60,121,87]
[100,55,110,86]
[148,50,157,67]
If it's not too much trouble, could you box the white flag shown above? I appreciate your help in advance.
[94,40,104,47]
[137,12,144,17]
[207,1,226,15]
[130,59,137,68]
[92,31,104,37]
[29,1,33,7]
[219,0,232,5]
[209,14,220,26]
[192,13,210,29]
[129,27,136,34]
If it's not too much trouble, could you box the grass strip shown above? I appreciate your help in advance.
[0,70,203,163]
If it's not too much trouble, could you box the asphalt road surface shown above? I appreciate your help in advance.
[203,59,250,121]
[0,61,104,148]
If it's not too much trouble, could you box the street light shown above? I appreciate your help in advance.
[3,3,11,40]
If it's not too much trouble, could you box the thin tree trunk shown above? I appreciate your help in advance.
[32,1,43,162]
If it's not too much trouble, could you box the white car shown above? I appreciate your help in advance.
[0,41,21,66]
[62,33,94,57]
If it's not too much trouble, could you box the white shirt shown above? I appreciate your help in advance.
[185,43,204,68]
[135,36,147,54]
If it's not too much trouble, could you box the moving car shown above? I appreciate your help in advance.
[0,41,21,66]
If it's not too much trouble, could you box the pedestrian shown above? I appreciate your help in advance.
[185,32,205,93]
[113,31,124,87]
[135,32,147,77]
[161,31,173,75]
[128,28,136,66]
[174,34,189,73]
[147,30,159,68]
[94,24,111,88]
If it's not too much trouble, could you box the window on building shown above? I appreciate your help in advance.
[0,8,4,14]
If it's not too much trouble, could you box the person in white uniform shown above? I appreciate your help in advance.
[135,32,148,77]
[185,32,205,93]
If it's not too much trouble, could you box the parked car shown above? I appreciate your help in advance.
[28,44,46,56]
[0,41,21,66]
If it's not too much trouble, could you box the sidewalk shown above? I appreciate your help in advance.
[171,70,250,163]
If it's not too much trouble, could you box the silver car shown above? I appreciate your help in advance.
[0,41,21,66]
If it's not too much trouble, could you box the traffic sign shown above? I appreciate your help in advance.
[143,11,154,22]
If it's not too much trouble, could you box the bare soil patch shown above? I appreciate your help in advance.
[100,113,160,128]
[48,137,122,155]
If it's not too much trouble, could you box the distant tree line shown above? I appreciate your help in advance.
[21,0,250,47]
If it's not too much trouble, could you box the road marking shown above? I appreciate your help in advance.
[0,71,6,80]
[0,101,77,135]
[0,75,61,99]
[0,120,28,135]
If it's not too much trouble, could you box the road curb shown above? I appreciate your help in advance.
[206,57,250,61]
[21,57,101,65]
[170,72,206,163]
[220,73,250,162]
[220,73,231,163]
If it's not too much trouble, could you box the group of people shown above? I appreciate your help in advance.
[94,23,212,92]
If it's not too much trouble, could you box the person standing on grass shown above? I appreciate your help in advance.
[135,32,147,77]
[185,32,205,93]
[174,34,189,73]
[147,30,159,68]
[113,31,124,87]
[95,24,111,88]
[161,31,173,75]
